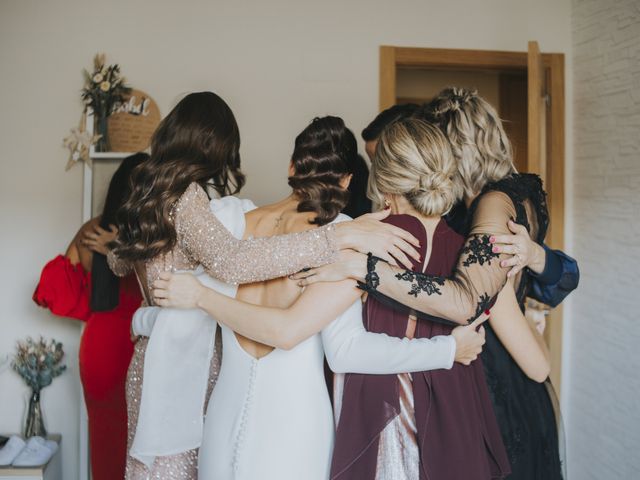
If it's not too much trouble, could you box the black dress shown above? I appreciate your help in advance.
[468,175,563,480]
[360,174,564,480]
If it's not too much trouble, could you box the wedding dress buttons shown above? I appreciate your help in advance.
[232,359,258,472]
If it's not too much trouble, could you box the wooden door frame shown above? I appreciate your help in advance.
[379,46,565,392]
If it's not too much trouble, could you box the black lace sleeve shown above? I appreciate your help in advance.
[359,191,518,324]
[359,174,549,325]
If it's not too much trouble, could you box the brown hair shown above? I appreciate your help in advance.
[370,118,461,217]
[113,91,245,261]
[288,116,356,226]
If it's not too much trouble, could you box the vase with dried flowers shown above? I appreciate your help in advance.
[81,53,131,152]
[11,337,67,438]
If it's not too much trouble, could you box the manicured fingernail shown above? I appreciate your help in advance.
[492,246,499,253]
[489,236,496,243]
[501,261,506,267]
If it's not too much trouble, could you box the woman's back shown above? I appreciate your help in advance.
[233,203,319,358]
[201,201,338,480]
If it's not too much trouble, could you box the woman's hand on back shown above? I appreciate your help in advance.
[490,220,546,277]
[81,224,118,256]
[334,209,420,267]
[152,272,205,309]
[290,249,367,286]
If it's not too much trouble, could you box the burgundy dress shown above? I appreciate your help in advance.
[331,214,510,480]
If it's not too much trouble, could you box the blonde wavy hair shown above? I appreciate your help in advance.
[369,118,462,217]
[427,87,516,199]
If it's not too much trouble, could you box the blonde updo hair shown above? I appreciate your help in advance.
[427,87,516,199]
[369,118,461,217]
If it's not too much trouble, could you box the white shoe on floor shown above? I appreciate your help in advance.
[0,436,26,466]
[12,436,57,467]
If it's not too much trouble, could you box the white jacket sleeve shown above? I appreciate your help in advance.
[132,306,163,337]
[321,300,456,374]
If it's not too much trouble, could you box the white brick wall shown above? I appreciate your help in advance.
[569,1,640,478]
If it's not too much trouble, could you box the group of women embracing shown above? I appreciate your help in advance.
[36,86,579,480]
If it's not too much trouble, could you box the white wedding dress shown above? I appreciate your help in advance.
[133,197,457,480]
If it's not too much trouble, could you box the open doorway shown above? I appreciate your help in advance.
[396,68,528,173]
[379,45,566,392]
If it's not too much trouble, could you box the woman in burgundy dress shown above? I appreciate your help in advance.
[33,153,147,480]
[330,119,511,479]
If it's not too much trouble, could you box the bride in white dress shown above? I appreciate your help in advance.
[148,117,486,480]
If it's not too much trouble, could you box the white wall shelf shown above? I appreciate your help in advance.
[82,112,136,222]
[88,151,133,160]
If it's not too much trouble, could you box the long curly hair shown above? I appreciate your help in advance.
[288,116,357,226]
[113,91,245,261]
[424,87,515,200]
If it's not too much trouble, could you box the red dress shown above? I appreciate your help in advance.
[33,255,141,480]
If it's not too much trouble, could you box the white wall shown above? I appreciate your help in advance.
[568,0,640,478]
[0,1,572,478]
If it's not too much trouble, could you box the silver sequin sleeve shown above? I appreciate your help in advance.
[174,183,338,285]
[107,249,133,277]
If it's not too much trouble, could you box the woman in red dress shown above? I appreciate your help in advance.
[33,153,147,480]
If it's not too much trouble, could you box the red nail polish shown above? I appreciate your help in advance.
[484,310,491,315]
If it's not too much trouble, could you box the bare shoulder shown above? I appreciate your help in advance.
[244,204,317,238]
[243,205,272,236]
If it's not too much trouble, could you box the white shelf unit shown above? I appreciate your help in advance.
[83,112,135,222]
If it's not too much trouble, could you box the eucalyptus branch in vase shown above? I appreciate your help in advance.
[12,337,67,437]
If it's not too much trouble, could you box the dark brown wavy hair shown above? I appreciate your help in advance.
[113,91,245,261]
[288,116,357,226]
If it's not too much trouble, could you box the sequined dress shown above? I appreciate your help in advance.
[109,182,338,480]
